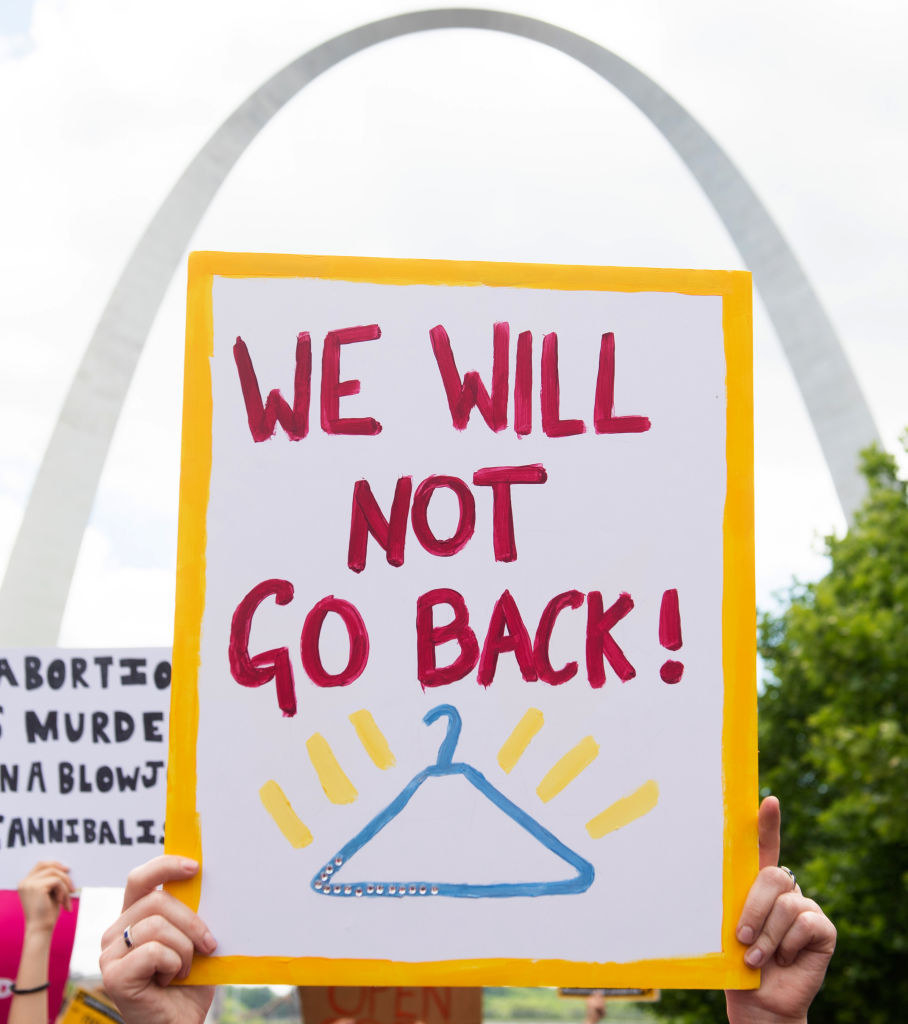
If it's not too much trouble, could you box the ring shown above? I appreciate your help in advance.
[123,925,135,950]
[779,865,797,890]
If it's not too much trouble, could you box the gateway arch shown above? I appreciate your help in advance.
[0,8,881,644]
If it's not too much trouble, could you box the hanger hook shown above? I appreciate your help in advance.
[423,704,462,768]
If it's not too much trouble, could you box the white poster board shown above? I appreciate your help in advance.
[0,648,170,886]
[168,254,756,989]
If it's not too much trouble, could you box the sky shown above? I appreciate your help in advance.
[1,0,906,977]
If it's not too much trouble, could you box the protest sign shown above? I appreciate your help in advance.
[300,986,481,1024]
[58,987,125,1024]
[168,253,756,988]
[0,649,170,885]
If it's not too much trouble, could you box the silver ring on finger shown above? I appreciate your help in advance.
[123,925,135,950]
[779,865,797,891]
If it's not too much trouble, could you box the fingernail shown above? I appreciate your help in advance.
[202,931,217,954]
[181,858,199,872]
[737,925,754,945]
[745,947,764,967]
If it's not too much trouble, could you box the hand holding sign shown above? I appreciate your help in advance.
[17,861,74,934]
[725,798,836,1024]
[99,857,215,1024]
[101,804,837,1024]
[8,862,75,1024]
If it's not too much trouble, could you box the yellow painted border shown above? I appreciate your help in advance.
[188,250,745,296]
[185,953,745,988]
[164,256,213,913]
[718,266,759,985]
[167,252,757,990]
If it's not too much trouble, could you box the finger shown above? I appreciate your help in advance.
[22,865,71,907]
[103,938,185,992]
[101,889,216,959]
[123,914,198,981]
[120,855,199,912]
[47,873,73,912]
[61,869,75,912]
[30,860,71,874]
[758,795,781,871]
[33,865,75,910]
[736,864,799,945]
[775,907,837,967]
[742,891,822,967]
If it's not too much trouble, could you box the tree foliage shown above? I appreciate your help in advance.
[653,440,908,1022]
[757,441,908,1021]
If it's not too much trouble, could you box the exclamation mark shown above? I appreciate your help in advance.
[659,588,684,683]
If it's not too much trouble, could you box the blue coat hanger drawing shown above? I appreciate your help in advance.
[311,704,594,899]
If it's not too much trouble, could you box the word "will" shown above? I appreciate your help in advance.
[233,324,650,440]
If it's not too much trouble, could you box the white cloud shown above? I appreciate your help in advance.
[59,525,176,646]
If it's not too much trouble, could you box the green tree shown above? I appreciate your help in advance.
[653,439,908,1023]
[757,441,908,1022]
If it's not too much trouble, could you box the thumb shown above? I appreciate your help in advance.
[758,795,781,870]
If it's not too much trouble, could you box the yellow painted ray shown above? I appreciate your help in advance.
[498,708,545,773]
[307,733,358,804]
[536,735,599,802]
[259,779,313,848]
[349,709,396,769]
[586,779,660,838]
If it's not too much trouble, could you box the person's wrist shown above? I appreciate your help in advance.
[725,994,809,1024]
[727,1008,808,1024]
[22,919,56,941]
[729,1017,808,1024]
